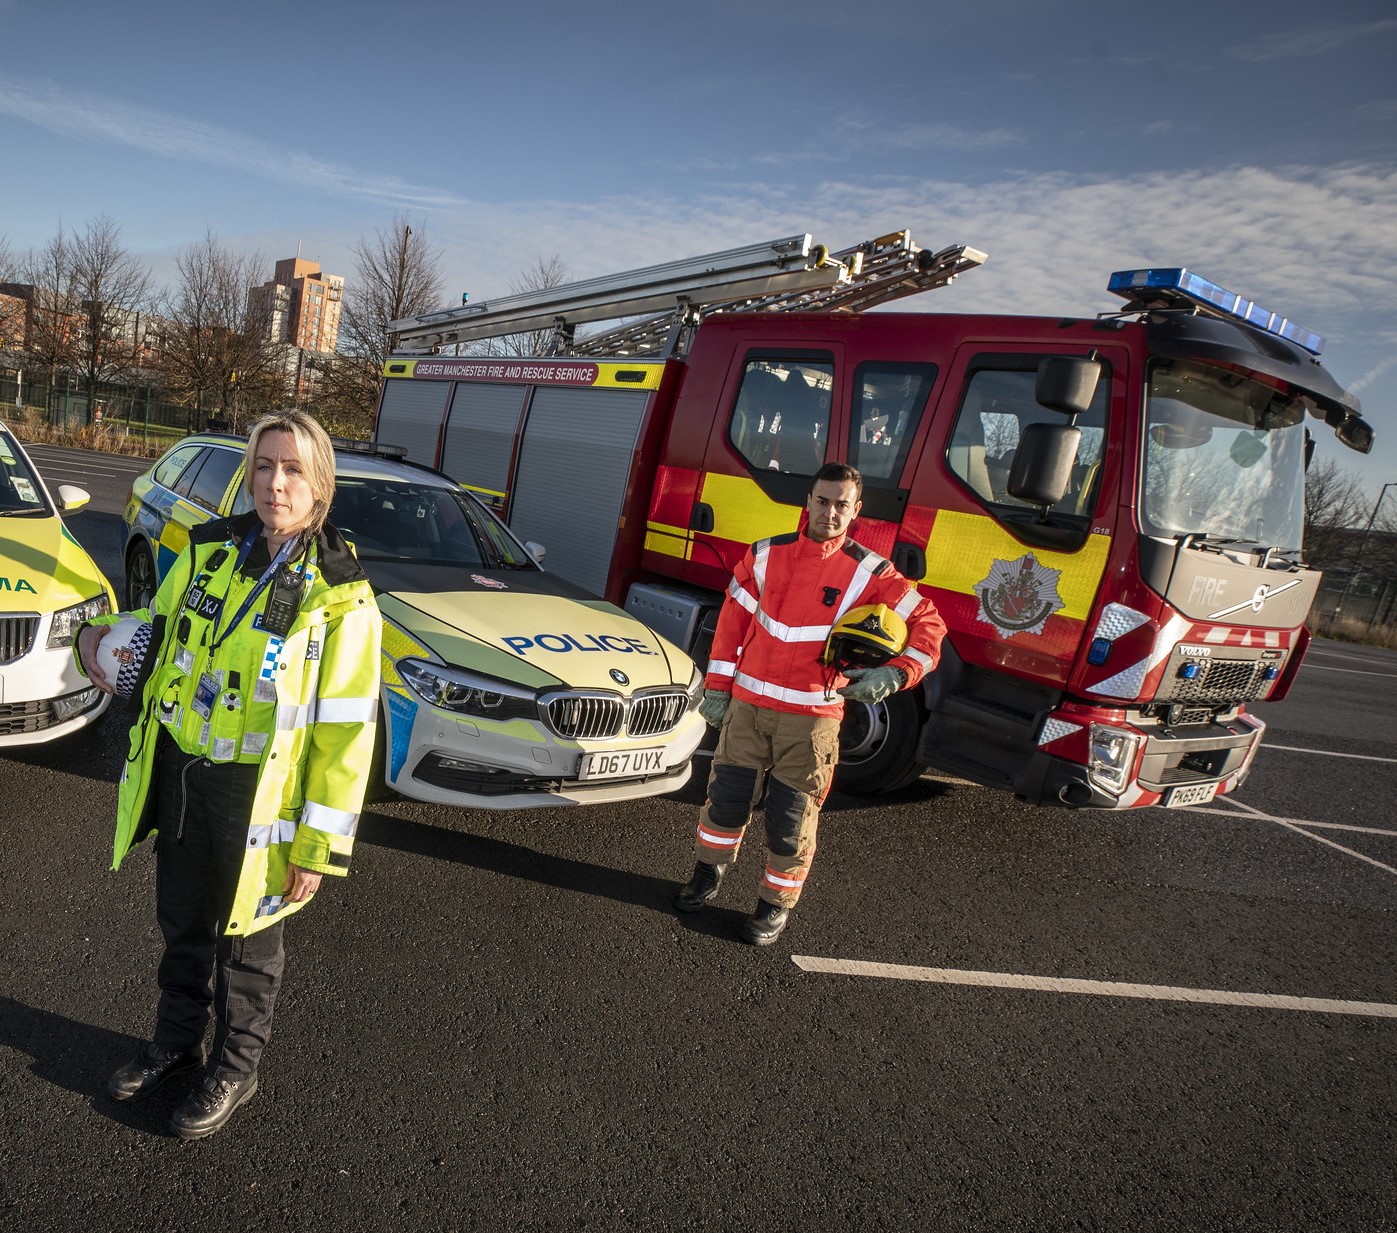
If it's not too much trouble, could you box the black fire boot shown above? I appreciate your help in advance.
[106,1043,205,1101]
[673,862,729,913]
[740,899,791,946]
[169,1073,259,1141]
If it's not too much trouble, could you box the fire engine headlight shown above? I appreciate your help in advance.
[399,659,539,721]
[1088,723,1142,795]
[47,593,112,648]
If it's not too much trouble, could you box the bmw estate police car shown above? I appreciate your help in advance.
[123,432,705,808]
[0,420,116,744]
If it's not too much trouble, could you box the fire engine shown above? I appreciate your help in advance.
[373,230,1372,808]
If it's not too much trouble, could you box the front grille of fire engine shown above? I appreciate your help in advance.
[1161,656,1276,705]
[0,615,39,664]
[543,689,691,740]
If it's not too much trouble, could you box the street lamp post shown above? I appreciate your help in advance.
[1332,481,1397,620]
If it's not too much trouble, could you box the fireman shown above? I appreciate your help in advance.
[76,409,381,1140]
[675,462,946,944]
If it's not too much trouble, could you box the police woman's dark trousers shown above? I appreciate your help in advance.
[151,732,285,1081]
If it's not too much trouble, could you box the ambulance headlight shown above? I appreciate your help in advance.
[48,593,112,648]
[1088,723,1142,795]
[399,659,539,720]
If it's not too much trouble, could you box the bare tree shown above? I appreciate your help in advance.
[1303,458,1367,567]
[18,225,80,390]
[312,215,445,437]
[472,254,572,357]
[67,215,154,415]
[0,235,20,355]
[160,231,284,432]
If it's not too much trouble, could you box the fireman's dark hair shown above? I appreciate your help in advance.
[812,461,863,499]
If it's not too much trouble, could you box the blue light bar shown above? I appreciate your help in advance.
[1107,268,1325,355]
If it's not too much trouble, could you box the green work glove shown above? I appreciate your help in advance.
[837,666,906,705]
[698,689,732,728]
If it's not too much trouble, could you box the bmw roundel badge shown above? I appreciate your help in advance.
[610,668,629,685]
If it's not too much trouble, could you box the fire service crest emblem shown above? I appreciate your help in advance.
[974,554,1064,639]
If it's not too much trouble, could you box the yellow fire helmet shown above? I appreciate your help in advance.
[820,603,908,671]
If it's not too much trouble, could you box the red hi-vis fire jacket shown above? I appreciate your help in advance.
[705,529,946,718]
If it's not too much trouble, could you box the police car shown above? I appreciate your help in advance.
[122,432,705,808]
[0,420,117,745]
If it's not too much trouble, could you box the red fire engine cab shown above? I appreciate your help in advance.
[374,231,1372,808]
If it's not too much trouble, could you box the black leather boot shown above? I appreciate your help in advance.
[673,861,729,912]
[106,1043,205,1101]
[740,899,791,946]
[169,1073,259,1140]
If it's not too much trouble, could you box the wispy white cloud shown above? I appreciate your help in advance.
[1231,20,1397,62]
[0,74,468,211]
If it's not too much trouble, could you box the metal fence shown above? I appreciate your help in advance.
[0,373,200,445]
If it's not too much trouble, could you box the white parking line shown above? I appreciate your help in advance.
[1200,797,1397,878]
[791,956,1397,1018]
[1260,743,1397,764]
[1297,664,1397,678]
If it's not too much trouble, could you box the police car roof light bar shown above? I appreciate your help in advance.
[1107,268,1325,356]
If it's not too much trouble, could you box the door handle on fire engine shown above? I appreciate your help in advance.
[893,543,926,581]
[690,503,715,533]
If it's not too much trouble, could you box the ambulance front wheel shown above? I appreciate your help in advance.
[835,689,927,794]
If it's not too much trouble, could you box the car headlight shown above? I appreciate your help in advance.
[47,594,112,649]
[399,659,539,721]
[687,665,704,707]
[1088,723,1143,795]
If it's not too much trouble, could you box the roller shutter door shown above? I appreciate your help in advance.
[508,387,651,597]
[440,383,527,511]
[375,378,451,467]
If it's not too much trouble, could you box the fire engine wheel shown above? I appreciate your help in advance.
[834,690,927,795]
[125,542,157,611]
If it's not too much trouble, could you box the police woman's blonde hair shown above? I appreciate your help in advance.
[243,410,337,539]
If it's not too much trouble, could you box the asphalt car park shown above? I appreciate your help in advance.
[1,445,1393,1233]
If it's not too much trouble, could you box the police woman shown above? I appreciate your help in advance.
[77,410,381,1140]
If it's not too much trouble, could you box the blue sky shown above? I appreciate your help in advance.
[2,0,1395,497]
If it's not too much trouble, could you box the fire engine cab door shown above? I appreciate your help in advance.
[688,345,846,592]
[908,341,1125,691]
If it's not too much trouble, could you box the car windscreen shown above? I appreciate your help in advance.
[331,478,539,569]
[0,431,54,516]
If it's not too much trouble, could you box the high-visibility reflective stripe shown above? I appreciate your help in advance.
[892,587,922,619]
[752,541,771,595]
[755,611,833,643]
[902,646,934,669]
[247,818,298,848]
[316,696,378,724]
[240,731,269,757]
[709,659,737,677]
[764,866,807,889]
[697,826,744,849]
[735,671,832,708]
[302,799,357,836]
[212,737,236,761]
[727,578,759,614]
[277,702,312,731]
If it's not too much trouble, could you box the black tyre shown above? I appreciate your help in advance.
[834,688,928,794]
[125,542,157,611]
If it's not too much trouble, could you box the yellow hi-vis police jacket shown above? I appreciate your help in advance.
[88,511,381,936]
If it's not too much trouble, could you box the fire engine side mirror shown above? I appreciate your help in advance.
[1036,356,1101,418]
[1008,423,1080,510]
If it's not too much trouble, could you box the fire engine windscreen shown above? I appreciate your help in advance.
[1140,359,1306,552]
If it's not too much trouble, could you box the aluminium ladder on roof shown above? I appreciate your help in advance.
[387,230,987,359]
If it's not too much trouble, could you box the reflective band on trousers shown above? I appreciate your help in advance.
[764,867,807,889]
[697,825,743,849]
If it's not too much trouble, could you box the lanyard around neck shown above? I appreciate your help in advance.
[209,527,300,653]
